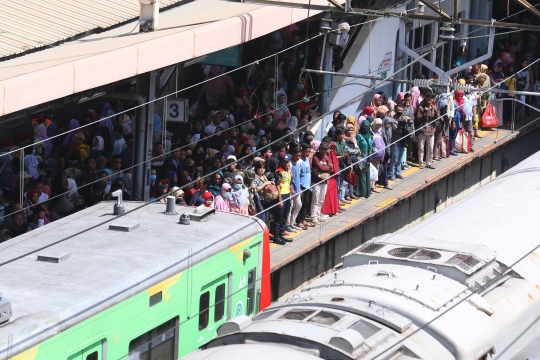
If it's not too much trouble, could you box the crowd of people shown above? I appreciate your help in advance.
[0,16,536,245]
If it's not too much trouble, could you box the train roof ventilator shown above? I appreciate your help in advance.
[343,234,515,293]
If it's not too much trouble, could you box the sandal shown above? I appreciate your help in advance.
[419,164,425,169]
[384,186,393,190]
[371,188,380,193]
[427,165,435,169]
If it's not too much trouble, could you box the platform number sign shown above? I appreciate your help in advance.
[166,98,189,123]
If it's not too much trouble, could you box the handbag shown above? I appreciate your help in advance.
[351,153,369,173]
[369,163,378,181]
[317,172,330,180]
[481,102,498,128]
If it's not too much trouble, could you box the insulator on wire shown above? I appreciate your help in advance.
[413,79,431,88]
[453,83,472,93]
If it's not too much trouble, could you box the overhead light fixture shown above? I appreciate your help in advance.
[183,55,208,67]
[78,92,106,104]
[417,2,425,15]
[440,22,455,39]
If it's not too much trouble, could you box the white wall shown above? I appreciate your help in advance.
[313,8,405,138]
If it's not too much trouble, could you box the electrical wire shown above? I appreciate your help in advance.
[5,36,538,360]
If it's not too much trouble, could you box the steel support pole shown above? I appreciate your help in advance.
[318,14,333,117]
[134,71,156,201]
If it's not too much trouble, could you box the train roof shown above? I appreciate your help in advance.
[0,201,263,355]
[398,149,540,285]
[184,344,322,360]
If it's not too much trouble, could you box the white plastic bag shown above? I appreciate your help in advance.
[369,163,378,181]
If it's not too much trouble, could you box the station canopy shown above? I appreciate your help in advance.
[0,0,328,117]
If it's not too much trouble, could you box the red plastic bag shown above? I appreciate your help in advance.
[481,102,498,128]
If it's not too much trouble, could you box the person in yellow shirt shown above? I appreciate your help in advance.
[273,152,293,244]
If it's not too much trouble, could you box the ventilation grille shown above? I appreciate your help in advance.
[445,254,481,271]
[388,247,418,258]
[357,243,386,254]
[411,249,442,261]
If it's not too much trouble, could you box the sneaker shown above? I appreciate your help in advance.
[283,231,290,236]
[396,174,406,180]
[311,220,320,225]
[286,225,297,233]
[389,176,396,181]
[319,216,328,222]
[294,224,306,231]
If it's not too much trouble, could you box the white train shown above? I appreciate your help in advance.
[183,150,540,360]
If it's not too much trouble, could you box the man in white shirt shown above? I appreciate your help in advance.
[24,178,49,204]
[204,112,233,136]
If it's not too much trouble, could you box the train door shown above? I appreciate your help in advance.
[242,242,260,317]
[197,274,230,342]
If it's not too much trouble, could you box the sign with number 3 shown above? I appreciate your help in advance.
[165,98,189,123]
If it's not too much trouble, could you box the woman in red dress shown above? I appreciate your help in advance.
[321,141,340,216]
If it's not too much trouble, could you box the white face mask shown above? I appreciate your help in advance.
[37,219,44,227]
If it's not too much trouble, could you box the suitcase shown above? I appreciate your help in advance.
[455,130,471,153]
[441,136,450,158]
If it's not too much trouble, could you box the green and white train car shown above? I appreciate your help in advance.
[0,200,271,360]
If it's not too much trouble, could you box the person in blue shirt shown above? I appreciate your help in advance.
[296,143,313,228]
[286,146,304,233]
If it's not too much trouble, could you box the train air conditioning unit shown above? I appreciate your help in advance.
[343,234,514,294]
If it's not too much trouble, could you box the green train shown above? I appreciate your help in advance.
[0,199,271,360]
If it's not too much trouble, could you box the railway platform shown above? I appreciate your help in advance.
[270,114,540,299]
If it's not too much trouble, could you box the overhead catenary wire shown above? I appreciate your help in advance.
[4,29,538,358]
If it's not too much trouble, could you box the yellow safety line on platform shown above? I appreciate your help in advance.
[377,197,397,207]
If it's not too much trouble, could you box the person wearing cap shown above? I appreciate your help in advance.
[311,141,332,224]
[273,152,293,243]
[72,132,90,163]
[286,147,304,232]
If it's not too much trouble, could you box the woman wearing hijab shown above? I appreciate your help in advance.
[24,154,40,180]
[411,88,421,113]
[380,117,396,190]
[321,141,339,216]
[285,111,298,131]
[370,119,385,193]
[208,172,224,197]
[229,175,249,215]
[35,124,52,158]
[346,115,357,135]
[66,178,78,202]
[63,119,80,147]
[451,91,466,156]
[272,91,289,116]
[244,169,258,215]
[214,183,232,211]
[355,120,372,199]
[90,135,105,159]
[201,192,214,208]
[396,92,405,105]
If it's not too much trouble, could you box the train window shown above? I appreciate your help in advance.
[129,317,178,360]
[199,291,210,330]
[308,311,344,326]
[85,352,98,360]
[247,268,256,315]
[214,284,225,322]
[253,310,278,321]
[149,291,162,307]
[350,319,381,339]
[279,309,316,321]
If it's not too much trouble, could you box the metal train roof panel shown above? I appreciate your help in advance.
[401,150,540,286]
[0,0,183,60]
[0,0,328,116]
[0,201,264,355]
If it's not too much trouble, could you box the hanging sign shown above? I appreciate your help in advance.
[378,52,393,74]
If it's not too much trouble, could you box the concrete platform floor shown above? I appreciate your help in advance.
[270,115,540,272]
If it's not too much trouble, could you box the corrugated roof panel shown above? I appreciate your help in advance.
[0,0,185,59]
